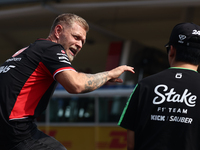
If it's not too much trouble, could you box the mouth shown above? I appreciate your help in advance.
[69,47,77,56]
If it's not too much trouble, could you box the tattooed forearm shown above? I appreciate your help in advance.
[83,72,108,93]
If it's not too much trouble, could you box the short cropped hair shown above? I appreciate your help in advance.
[173,36,200,65]
[50,13,89,33]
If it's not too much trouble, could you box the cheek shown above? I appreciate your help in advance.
[60,39,69,49]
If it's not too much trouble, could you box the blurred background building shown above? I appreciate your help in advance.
[1,0,200,149]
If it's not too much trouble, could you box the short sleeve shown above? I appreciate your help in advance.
[41,44,76,79]
[118,84,140,131]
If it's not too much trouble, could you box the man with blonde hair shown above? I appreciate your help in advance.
[0,13,134,150]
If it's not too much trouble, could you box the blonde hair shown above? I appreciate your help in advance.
[50,13,89,33]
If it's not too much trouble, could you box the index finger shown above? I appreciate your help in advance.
[125,66,135,74]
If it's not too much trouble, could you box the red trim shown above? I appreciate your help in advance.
[12,47,28,57]
[9,62,54,120]
[53,67,75,77]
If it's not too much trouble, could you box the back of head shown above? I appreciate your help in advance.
[50,13,89,34]
[165,22,200,65]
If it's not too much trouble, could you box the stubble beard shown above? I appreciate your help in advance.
[68,54,75,62]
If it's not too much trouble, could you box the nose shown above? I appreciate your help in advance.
[76,40,82,49]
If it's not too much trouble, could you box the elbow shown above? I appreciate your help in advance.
[67,89,82,94]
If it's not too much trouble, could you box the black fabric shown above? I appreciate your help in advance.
[8,129,67,150]
[165,22,200,48]
[0,39,74,145]
[119,68,200,150]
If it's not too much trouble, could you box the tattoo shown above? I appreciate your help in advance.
[83,72,108,93]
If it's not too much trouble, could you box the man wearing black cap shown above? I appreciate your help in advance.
[118,22,200,150]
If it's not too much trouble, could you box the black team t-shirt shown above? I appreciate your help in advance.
[0,39,75,145]
[119,68,200,150]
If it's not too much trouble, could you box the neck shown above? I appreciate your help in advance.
[46,36,57,43]
[171,62,198,71]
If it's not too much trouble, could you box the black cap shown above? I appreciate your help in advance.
[165,22,200,48]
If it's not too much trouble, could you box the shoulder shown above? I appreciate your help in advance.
[32,39,66,56]
[139,69,169,84]
[34,39,63,49]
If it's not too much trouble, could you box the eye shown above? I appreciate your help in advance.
[74,35,78,40]
[73,35,85,45]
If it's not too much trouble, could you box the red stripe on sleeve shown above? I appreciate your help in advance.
[53,67,76,79]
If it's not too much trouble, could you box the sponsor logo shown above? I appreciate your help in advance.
[169,116,193,124]
[0,65,15,73]
[179,34,186,40]
[175,73,182,79]
[58,56,68,60]
[56,53,67,56]
[57,53,71,64]
[6,57,21,62]
[96,131,127,149]
[178,34,186,43]
[61,50,65,54]
[150,114,193,124]
[192,29,200,35]
[151,115,165,121]
[153,84,197,107]
[178,30,200,44]
[41,128,126,149]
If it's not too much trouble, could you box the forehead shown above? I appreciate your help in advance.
[70,22,86,36]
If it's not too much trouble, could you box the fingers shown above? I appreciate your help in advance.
[127,67,135,74]
[108,65,134,83]
[124,65,135,73]
[117,65,134,71]
[108,65,135,81]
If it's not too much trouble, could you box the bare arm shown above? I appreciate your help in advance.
[55,65,134,94]
[127,129,135,150]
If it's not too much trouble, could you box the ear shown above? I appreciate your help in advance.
[169,45,176,58]
[54,24,63,39]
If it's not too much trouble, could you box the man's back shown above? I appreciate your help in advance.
[119,68,200,150]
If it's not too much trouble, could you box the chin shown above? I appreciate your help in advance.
[69,57,74,62]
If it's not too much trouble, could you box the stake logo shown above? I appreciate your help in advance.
[153,84,197,107]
